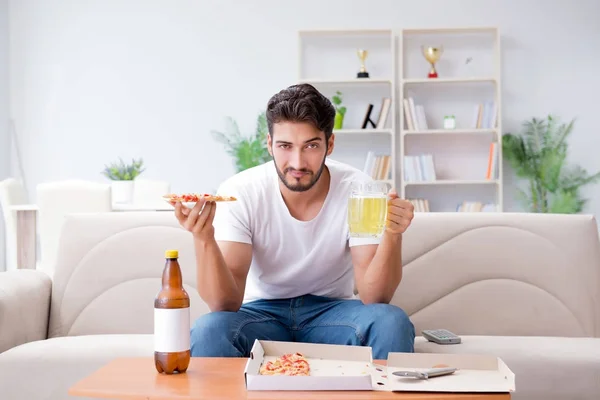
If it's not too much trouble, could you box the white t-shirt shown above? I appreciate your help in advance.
[212,158,382,303]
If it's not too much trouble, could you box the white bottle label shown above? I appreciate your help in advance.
[154,307,190,353]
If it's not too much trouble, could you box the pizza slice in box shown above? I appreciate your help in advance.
[259,352,310,376]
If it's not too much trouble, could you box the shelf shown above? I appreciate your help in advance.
[402,27,498,35]
[299,29,393,36]
[404,179,499,187]
[402,128,496,136]
[298,26,502,212]
[398,25,502,211]
[335,129,392,135]
[403,77,497,85]
[298,78,392,86]
[298,28,397,187]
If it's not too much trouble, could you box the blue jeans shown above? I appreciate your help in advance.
[190,294,415,360]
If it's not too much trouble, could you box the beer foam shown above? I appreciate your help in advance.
[350,194,388,198]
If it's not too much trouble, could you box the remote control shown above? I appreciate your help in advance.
[392,366,457,380]
[422,329,461,344]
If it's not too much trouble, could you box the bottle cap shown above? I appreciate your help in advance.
[165,249,178,259]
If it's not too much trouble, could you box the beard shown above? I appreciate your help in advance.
[274,156,327,192]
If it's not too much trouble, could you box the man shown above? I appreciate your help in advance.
[173,83,415,360]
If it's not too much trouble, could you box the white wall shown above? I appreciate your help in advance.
[7,0,600,214]
[0,0,8,271]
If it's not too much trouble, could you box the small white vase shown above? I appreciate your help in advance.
[111,180,134,204]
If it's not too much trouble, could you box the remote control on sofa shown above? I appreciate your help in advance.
[422,329,461,344]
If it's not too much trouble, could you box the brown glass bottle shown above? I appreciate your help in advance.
[154,249,191,374]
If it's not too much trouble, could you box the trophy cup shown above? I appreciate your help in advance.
[422,46,443,78]
[356,49,369,78]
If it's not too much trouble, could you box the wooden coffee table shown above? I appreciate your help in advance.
[68,357,510,400]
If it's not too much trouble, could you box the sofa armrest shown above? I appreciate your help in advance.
[0,269,52,353]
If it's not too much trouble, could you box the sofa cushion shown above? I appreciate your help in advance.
[393,213,600,338]
[0,269,52,353]
[0,334,153,400]
[46,212,600,340]
[46,212,211,339]
[415,335,600,400]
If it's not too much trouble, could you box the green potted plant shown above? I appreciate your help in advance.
[211,111,272,172]
[101,157,145,203]
[502,115,600,213]
[332,91,346,130]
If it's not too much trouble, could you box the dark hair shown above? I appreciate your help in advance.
[266,83,336,140]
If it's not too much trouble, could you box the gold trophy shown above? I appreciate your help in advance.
[356,49,369,78]
[422,45,443,78]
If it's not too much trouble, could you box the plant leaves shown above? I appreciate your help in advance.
[549,189,583,214]
[212,111,272,172]
[101,157,144,180]
[502,115,599,214]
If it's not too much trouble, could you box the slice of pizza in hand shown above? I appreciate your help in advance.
[163,193,237,204]
[259,352,310,376]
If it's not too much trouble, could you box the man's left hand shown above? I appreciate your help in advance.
[386,188,414,235]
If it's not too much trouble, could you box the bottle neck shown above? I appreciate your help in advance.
[162,259,183,288]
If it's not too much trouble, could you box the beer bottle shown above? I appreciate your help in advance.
[154,249,191,374]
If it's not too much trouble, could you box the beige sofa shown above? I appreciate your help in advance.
[0,211,599,399]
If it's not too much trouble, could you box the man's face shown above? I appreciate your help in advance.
[267,121,334,192]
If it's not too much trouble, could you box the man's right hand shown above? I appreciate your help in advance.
[173,199,217,242]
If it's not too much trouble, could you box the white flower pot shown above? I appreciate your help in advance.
[111,180,134,204]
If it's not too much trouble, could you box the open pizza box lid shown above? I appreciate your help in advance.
[244,339,374,391]
[374,352,516,393]
[244,340,515,393]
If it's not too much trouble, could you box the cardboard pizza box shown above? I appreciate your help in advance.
[245,340,516,393]
[244,339,374,391]
[376,352,516,393]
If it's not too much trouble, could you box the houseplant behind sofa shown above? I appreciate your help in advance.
[102,157,145,204]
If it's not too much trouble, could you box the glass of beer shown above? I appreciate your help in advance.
[347,181,390,238]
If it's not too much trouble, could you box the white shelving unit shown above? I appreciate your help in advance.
[297,29,396,186]
[399,27,502,212]
[296,27,502,212]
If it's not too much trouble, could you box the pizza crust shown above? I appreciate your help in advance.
[205,195,237,202]
[259,352,310,376]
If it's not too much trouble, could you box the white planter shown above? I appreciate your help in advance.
[111,180,134,204]
[443,115,456,129]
